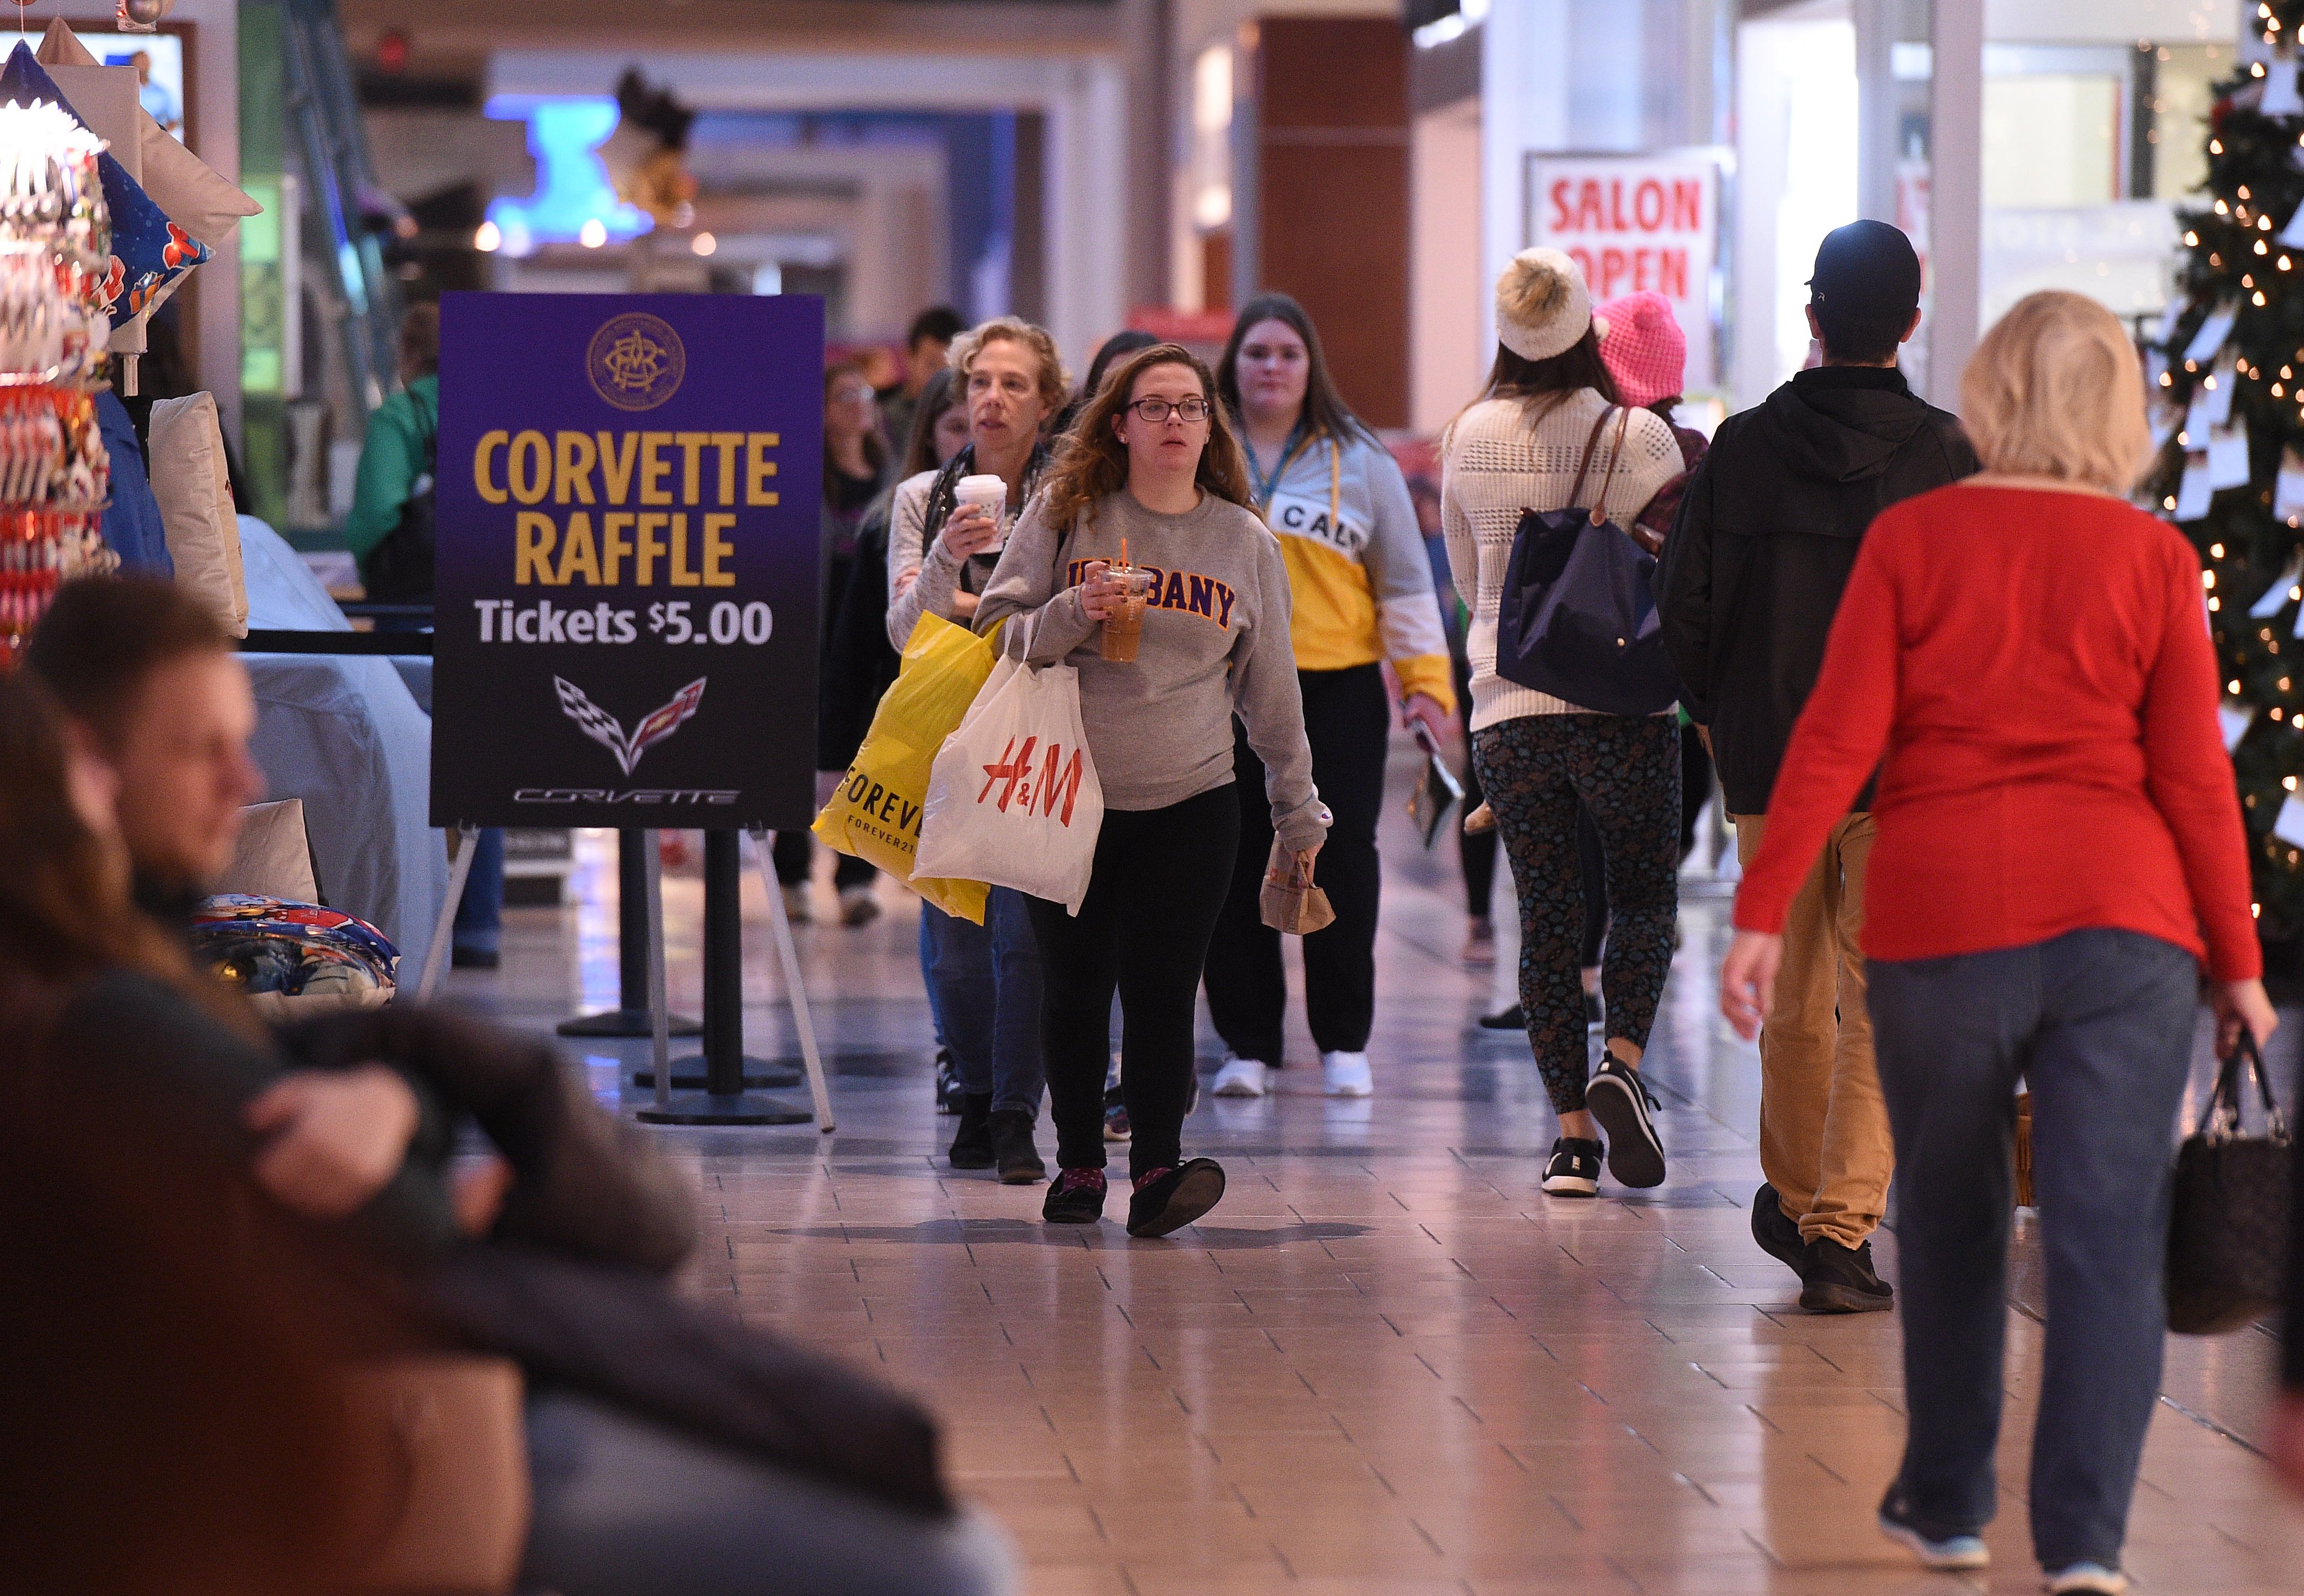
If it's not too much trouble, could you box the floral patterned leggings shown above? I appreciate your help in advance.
[1472,714,1681,1115]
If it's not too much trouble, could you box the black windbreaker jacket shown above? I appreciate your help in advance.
[1656,365,1978,816]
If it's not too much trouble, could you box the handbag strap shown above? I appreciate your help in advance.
[1561,407,1617,515]
[1585,407,1635,527]
[2206,1032,2289,1143]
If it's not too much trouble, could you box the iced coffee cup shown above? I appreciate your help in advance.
[953,474,1009,551]
[1100,567,1153,662]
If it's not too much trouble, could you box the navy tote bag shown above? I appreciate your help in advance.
[1494,406,1683,718]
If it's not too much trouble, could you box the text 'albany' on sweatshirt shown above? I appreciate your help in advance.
[973,487,1330,853]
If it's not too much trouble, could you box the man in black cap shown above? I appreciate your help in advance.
[1657,219,1977,1314]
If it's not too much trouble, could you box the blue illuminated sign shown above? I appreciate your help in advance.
[483,96,652,255]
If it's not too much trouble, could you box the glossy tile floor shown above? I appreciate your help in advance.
[447,787,2304,1595]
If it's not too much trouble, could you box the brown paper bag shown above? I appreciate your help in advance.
[1258,838,1335,935]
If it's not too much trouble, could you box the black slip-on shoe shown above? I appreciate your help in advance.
[1541,1136,1603,1197]
[451,945,500,969]
[1751,1182,1806,1275]
[947,1093,995,1170]
[1126,1158,1226,1238]
[1798,1236,1894,1313]
[1043,1167,1107,1224]
[991,1109,1046,1185]
[1583,1056,1666,1188]
[1478,1003,1525,1031]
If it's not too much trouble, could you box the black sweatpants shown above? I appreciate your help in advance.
[1202,664,1390,1064]
[1029,785,1240,1178]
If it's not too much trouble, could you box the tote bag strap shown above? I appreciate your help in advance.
[1562,407,1616,514]
[1585,407,1636,527]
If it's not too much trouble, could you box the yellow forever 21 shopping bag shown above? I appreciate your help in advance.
[813,612,995,924]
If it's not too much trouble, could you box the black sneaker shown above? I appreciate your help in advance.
[1583,1055,1666,1188]
[1799,1236,1894,1314]
[934,1048,964,1115]
[948,1093,994,1170]
[1876,1486,1989,1570]
[1751,1182,1805,1275]
[451,944,500,970]
[1126,1158,1226,1237]
[1541,1136,1603,1197]
[1103,1084,1131,1141]
[1043,1167,1107,1224]
[991,1109,1046,1185]
[1478,1003,1525,1031]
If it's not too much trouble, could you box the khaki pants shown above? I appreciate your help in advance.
[1732,811,1891,1249]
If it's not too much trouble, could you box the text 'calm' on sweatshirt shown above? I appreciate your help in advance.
[973,487,1330,853]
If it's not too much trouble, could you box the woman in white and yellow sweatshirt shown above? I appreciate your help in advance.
[1202,294,1456,1100]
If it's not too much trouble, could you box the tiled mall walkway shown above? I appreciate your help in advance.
[449,798,2304,1595]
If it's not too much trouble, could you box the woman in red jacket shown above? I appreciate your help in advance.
[1720,291,2274,1596]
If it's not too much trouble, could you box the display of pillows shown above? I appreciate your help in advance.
[191,895,399,1017]
[149,390,245,635]
[0,44,211,329]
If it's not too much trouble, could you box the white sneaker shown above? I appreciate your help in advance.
[780,883,813,924]
[1321,1050,1373,1097]
[1211,1054,1268,1097]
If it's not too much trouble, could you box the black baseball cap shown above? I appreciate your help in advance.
[1808,220,1923,318]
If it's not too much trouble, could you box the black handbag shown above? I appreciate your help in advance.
[1493,406,1684,718]
[2166,1032,2291,1335]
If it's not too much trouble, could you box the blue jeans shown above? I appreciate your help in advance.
[920,889,1044,1117]
[523,1391,1014,1596]
[452,827,505,955]
[1868,928,2198,1572]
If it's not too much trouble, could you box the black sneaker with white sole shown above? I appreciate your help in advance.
[1541,1136,1603,1196]
[1751,1182,1805,1275]
[1583,1056,1666,1188]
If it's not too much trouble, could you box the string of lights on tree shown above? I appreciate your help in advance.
[2150,0,2304,946]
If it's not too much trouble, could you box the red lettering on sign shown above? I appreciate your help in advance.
[1549,177,1574,233]
[1574,179,1604,231]
[1659,249,1688,298]
[1635,179,1664,231]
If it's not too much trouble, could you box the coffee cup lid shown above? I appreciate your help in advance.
[956,474,1005,498]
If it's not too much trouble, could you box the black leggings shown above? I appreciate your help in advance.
[1029,785,1240,1177]
[1455,655,1497,920]
[1203,664,1389,1063]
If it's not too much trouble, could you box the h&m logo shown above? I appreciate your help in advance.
[978,736,1088,826]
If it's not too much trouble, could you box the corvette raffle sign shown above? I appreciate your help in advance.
[1525,153,1721,391]
[431,292,825,830]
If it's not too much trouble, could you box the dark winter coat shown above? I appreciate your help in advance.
[1656,365,1978,816]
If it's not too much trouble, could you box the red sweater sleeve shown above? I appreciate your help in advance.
[1733,525,1902,935]
[2140,541,2262,980]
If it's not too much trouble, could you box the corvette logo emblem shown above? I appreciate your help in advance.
[554,676,708,776]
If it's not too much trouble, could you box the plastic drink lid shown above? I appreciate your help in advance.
[955,474,1005,503]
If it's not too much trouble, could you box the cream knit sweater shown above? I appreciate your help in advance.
[1440,388,1685,731]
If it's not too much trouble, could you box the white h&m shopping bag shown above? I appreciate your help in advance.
[914,618,1104,914]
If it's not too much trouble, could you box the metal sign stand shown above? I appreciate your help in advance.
[634,828,825,1128]
[748,827,836,1131]
[559,829,703,1039]
[414,822,479,1003]
[633,831,801,1091]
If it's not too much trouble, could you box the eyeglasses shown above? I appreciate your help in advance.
[1128,396,1211,424]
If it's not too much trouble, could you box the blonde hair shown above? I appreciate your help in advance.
[1960,291,2151,494]
[948,316,1072,417]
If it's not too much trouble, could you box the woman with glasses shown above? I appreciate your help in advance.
[975,344,1325,1238]
[1202,294,1454,1102]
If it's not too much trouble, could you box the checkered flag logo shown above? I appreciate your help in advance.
[553,676,708,776]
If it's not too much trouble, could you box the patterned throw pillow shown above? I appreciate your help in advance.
[191,894,401,1016]
[0,45,210,327]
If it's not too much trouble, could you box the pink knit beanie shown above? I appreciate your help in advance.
[1594,292,1686,408]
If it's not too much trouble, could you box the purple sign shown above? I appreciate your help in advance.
[431,292,825,829]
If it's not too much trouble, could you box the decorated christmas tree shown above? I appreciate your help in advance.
[2151,0,2304,965]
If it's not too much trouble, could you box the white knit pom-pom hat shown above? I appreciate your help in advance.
[1494,247,1592,363]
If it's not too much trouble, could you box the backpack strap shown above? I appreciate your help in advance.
[1563,407,1615,513]
[1586,407,1635,527]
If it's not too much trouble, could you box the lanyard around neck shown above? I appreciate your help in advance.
[1248,418,1310,511]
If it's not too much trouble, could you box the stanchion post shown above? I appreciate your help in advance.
[414,822,478,1003]
[645,827,671,1112]
[750,826,835,1132]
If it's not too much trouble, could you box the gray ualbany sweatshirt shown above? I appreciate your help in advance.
[974,488,1329,852]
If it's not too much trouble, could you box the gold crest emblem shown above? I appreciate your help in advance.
[586,312,686,411]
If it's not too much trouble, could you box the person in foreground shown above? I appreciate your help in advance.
[1719,291,2274,1596]
[1440,247,1685,1197]
[1659,221,1979,1313]
[975,342,1326,1237]
[22,579,1015,1596]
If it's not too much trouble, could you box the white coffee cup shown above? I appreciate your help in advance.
[953,474,1009,551]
